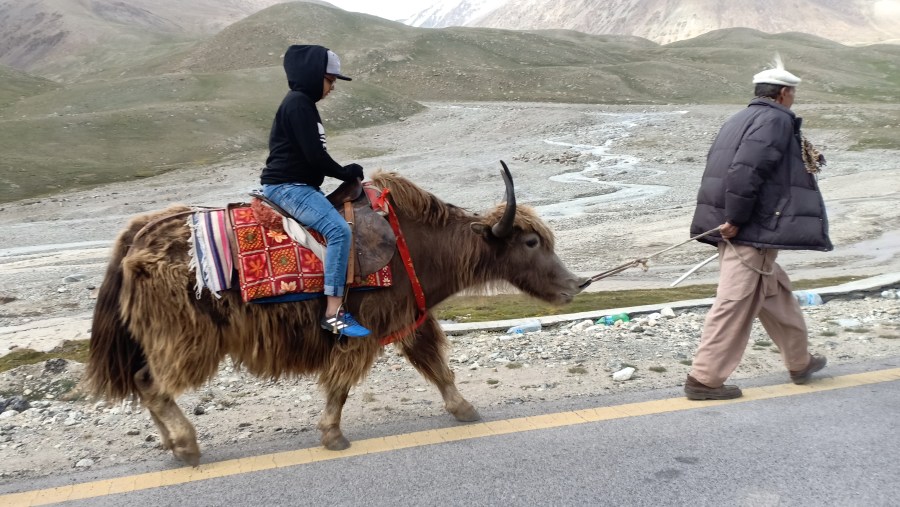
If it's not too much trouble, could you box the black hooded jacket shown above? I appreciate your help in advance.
[260,45,356,187]
[690,98,832,251]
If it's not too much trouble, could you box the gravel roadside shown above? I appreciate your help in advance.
[0,293,898,480]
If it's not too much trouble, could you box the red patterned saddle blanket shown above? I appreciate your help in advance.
[188,182,395,303]
[229,203,393,302]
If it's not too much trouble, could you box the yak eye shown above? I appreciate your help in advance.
[525,237,539,248]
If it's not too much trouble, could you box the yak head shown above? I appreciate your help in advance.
[470,162,589,305]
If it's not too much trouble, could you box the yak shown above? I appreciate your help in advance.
[85,165,588,466]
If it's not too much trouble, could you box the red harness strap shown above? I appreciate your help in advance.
[372,189,428,346]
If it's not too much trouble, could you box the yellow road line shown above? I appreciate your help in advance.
[4,367,899,506]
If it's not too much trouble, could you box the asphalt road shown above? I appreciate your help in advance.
[5,359,899,507]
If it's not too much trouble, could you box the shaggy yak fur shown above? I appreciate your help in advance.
[85,169,587,466]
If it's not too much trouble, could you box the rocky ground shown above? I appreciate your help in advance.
[1,101,899,480]
[0,294,898,480]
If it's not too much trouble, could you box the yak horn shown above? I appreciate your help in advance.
[491,160,517,238]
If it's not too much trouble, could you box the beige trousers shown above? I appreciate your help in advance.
[689,242,811,387]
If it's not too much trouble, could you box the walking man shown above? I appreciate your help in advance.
[685,55,831,400]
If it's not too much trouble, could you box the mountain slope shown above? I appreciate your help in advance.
[0,65,59,108]
[175,3,899,105]
[1,2,898,203]
[409,0,900,46]
[0,0,287,79]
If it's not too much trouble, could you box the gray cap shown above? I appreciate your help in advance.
[326,50,352,81]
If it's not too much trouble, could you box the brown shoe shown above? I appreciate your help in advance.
[789,354,827,385]
[684,375,742,400]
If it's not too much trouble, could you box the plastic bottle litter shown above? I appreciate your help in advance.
[597,313,631,326]
[837,318,862,328]
[793,291,823,306]
[507,318,542,334]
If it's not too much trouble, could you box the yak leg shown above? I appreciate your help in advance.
[317,341,381,450]
[401,314,480,422]
[133,367,174,449]
[317,383,351,451]
[134,366,201,466]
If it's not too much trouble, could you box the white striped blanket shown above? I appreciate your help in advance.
[187,209,233,298]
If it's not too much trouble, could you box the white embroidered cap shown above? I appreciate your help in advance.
[752,52,801,86]
[325,50,352,81]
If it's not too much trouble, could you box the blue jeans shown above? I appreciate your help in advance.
[262,183,351,297]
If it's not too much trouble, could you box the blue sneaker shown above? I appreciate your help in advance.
[320,311,370,338]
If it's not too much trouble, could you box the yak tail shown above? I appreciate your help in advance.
[85,223,147,402]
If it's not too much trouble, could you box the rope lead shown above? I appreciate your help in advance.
[584,226,723,285]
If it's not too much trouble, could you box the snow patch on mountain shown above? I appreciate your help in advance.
[404,0,900,45]
[405,0,507,28]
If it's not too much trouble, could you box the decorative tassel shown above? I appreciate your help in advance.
[186,214,205,299]
[801,135,826,174]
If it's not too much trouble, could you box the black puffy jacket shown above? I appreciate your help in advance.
[260,45,357,188]
[690,98,832,251]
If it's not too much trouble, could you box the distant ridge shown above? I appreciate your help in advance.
[408,0,900,46]
[174,3,900,105]
[0,0,286,77]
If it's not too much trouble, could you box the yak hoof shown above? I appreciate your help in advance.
[451,403,481,422]
[173,444,202,467]
[322,430,351,451]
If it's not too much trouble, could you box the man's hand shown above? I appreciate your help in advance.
[719,222,739,239]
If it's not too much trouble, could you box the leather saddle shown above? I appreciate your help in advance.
[249,180,396,283]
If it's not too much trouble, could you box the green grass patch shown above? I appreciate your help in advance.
[568,366,588,374]
[486,379,500,385]
[505,362,523,369]
[0,67,59,108]
[754,340,773,347]
[435,285,720,322]
[878,334,899,339]
[435,276,862,322]
[0,68,423,203]
[50,379,84,401]
[648,366,667,373]
[844,327,871,333]
[820,330,838,337]
[851,135,900,151]
[679,359,693,366]
[0,340,89,373]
